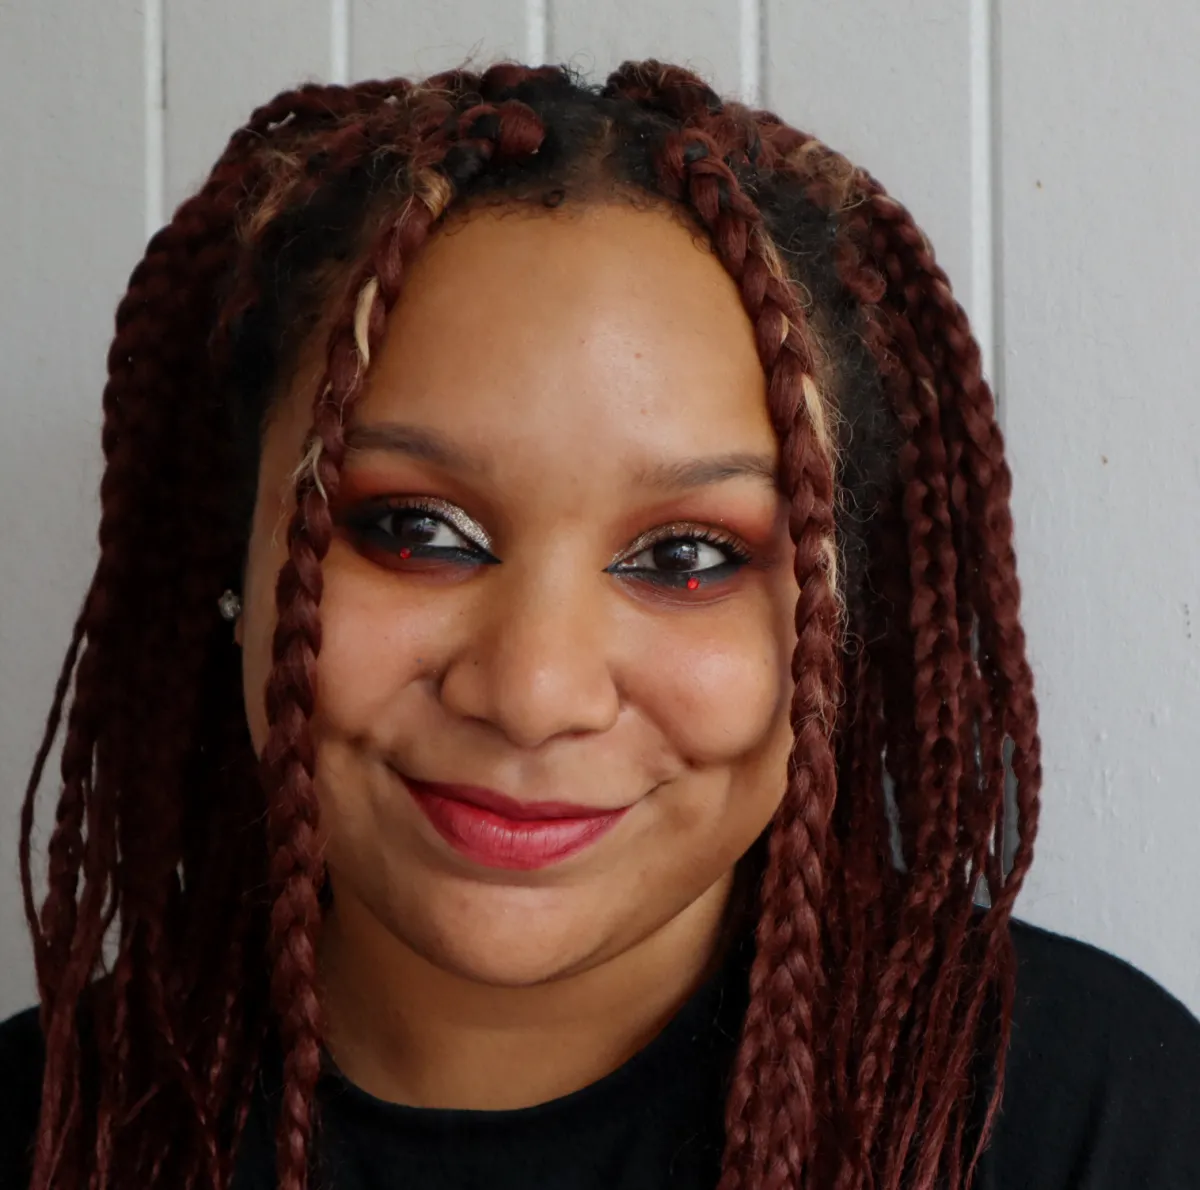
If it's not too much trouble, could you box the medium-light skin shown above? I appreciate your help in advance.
[237,202,800,1110]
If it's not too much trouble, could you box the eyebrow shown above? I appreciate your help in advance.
[343,421,779,491]
[343,422,490,474]
[631,452,780,492]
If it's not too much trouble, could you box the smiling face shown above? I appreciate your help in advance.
[239,202,799,988]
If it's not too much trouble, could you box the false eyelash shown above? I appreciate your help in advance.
[342,496,494,555]
[612,522,753,570]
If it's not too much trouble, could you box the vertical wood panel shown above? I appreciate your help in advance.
[0,0,146,1017]
[550,0,746,96]
[351,0,530,83]
[998,0,1200,1012]
[766,0,980,331]
[164,0,332,211]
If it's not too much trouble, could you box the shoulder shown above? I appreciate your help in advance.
[1007,916,1200,1070]
[986,918,1200,1190]
[0,1005,45,1190]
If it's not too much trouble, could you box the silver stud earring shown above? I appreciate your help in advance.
[217,590,243,622]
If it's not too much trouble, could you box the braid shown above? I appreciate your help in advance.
[21,111,338,1188]
[27,205,240,1189]
[830,214,973,1187]
[601,64,1040,1188]
[782,143,1039,1186]
[251,88,546,1189]
[859,190,1042,1188]
[645,121,842,1189]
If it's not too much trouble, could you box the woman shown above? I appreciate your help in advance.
[1,58,1197,1190]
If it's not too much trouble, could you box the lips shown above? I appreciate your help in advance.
[404,778,629,871]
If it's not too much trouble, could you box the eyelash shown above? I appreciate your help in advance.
[609,521,751,589]
[342,498,495,566]
[340,499,752,590]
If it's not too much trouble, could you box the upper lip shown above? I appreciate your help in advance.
[403,777,626,822]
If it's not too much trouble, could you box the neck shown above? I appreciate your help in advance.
[316,875,738,1111]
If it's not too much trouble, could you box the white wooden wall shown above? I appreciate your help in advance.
[2,1,1198,1019]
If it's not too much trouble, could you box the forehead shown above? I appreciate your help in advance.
[351,203,776,467]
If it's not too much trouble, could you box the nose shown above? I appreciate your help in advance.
[437,559,622,748]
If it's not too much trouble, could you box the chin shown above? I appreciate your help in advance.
[384,874,628,988]
[414,937,592,989]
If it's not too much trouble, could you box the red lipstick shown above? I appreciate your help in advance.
[404,778,628,871]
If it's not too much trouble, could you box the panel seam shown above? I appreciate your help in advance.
[144,0,165,238]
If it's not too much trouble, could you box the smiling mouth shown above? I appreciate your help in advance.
[402,777,630,871]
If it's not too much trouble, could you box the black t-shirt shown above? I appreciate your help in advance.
[2,919,1198,1188]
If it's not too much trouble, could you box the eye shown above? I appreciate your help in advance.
[342,498,496,564]
[609,527,750,590]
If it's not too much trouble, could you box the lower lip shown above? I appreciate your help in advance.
[406,782,627,871]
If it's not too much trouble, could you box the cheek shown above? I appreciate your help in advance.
[310,545,456,735]
[630,595,793,768]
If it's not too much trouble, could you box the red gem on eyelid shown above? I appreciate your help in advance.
[687,576,701,590]
[400,548,412,559]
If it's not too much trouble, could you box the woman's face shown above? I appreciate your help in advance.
[240,202,799,987]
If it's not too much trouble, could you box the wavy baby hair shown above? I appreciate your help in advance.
[19,59,1041,1190]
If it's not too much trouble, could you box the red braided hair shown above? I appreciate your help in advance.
[19,59,1041,1190]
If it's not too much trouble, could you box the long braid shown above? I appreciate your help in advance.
[251,89,546,1189]
[784,145,1040,1185]
[621,85,843,1184]
[605,67,845,1188]
[601,63,1041,1188]
[859,190,1042,1187]
[104,276,260,1187]
[27,208,234,1187]
[853,188,1038,1188]
[21,80,393,1189]
[17,618,84,988]
[829,208,972,1188]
